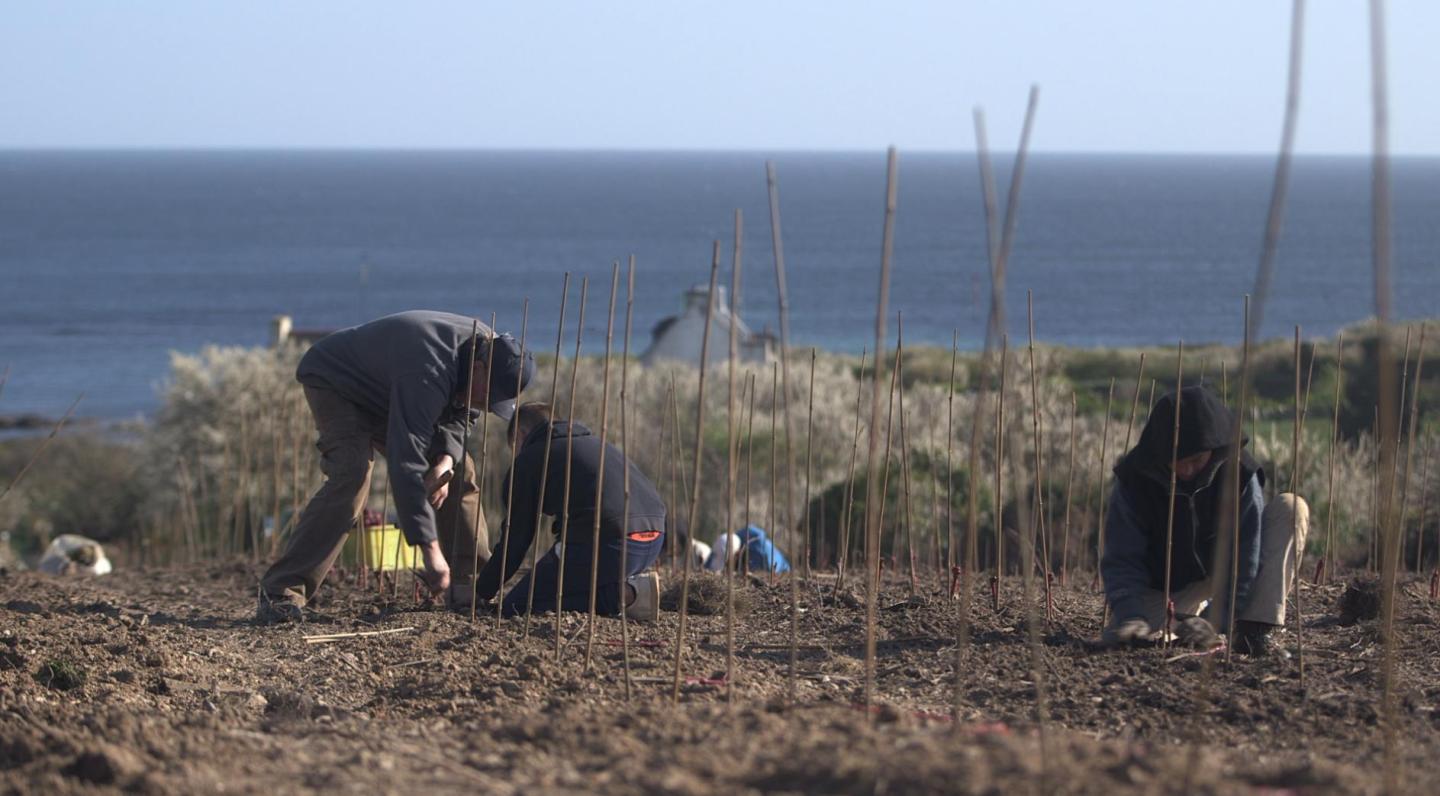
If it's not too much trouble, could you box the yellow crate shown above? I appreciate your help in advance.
[347,525,419,571]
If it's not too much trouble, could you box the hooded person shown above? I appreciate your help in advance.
[257,311,534,623]
[1101,384,1308,656]
[705,525,791,573]
[472,402,667,620]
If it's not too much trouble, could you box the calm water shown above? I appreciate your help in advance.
[1,150,1437,420]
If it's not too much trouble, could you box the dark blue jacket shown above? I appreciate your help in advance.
[737,525,791,573]
[473,420,666,602]
[1101,386,1264,628]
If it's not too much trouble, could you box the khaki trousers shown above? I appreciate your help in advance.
[259,385,489,607]
[1109,493,1309,631]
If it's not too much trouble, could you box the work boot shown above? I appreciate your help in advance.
[255,593,304,625]
[1233,620,1288,659]
[625,570,660,623]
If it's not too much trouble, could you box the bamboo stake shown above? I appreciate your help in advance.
[792,349,816,708]
[766,163,798,587]
[583,264,621,670]
[1227,297,1252,660]
[1249,0,1307,337]
[617,258,636,698]
[1422,434,1436,581]
[1060,391,1077,584]
[1161,342,1185,648]
[659,380,675,572]
[895,317,919,595]
[1290,326,1306,685]
[522,274,571,639]
[945,332,959,576]
[447,321,481,602]
[744,372,757,581]
[670,243,721,704]
[877,339,902,581]
[493,301,530,627]
[1093,378,1115,617]
[465,313,498,618]
[1400,324,1426,570]
[862,146,898,712]
[725,211,741,704]
[1024,292,1051,609]
[553,276,589,659]
[668,376,693,569]
[835,349,867,591]
[769,362,780,582]
[0,393,83,506]
[992,336,1009,606]
[1370,3,1402,783]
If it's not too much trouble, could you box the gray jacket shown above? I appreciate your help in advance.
[296,311,491,546]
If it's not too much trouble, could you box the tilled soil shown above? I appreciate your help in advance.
[2,561,1437,794]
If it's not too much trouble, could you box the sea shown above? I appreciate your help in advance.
[1,150,1438,422]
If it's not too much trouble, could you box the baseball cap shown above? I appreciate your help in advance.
[484,332,535,421]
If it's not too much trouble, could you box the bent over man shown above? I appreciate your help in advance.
[257,310,534,623]
[1101,384,1308,657]
[473,402,666,619]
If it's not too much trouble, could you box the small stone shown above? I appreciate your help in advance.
[246,692,269,709]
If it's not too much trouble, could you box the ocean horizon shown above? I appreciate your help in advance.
[1,149,1437,420]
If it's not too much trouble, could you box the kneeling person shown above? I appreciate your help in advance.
[1102,385,1308,656]
[473,403,666,619]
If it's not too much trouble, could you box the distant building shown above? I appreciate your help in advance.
[641,285,775,368]
[270,315,335,350]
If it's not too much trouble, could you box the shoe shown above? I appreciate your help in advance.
[1233,620,1288,659]
[255,593,304,625]
[1175,615,1221,649]
[625,570,659,623]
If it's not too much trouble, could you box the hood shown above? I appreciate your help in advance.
[736,525,769,543]
[1116,385,1242,483]
[520,419,594,450]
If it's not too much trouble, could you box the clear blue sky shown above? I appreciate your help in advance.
[2,1,1436,154]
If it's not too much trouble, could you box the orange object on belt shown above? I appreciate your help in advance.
[627,530,662,543]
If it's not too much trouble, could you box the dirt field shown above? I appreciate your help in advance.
[2,560,1437,795]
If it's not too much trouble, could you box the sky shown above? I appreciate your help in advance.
[1,2,1437,154]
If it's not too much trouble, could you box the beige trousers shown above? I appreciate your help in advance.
[1112,493,1309,630]
[259,386,489,607]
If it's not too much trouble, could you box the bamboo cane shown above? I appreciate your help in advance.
[769,362,780,583]
[946,332,959,576]
[522,274,571,640]
[1290,326,1306,685]
[877,339,902,582]
[1227,297,1252,660]
[993,336,1009,606]
[446,321,481,602]
[1093,379,1115,619]
[583,264,621,671]
[0,393,83,506]
[791,348,816,708]
[617,259,636,698]
[465,313,498,618]
[1061,391,1078,585]
[895,317,919,595]
[1161,342,1185,648]
[766,163,798,586]
[726,210,741,704]
[862,146,898,712]
[493,300,530,627]
[835,349,867,591]
[670,243,721,703]
[1399,324,1425,571]
[553,277,589,659]
[1025,292,1051,609]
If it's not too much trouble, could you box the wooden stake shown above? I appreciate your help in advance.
[1400,324,1426,570]
[582,264,621,670]
[895,317,919,595]
[834,349,867,591]
[792,349,816,706]
[769,362,780,582]
[945,331,959,576]
[726,211,742,704]
[1025,292,1051,607]
[553,276,589,659]
[617,257,636,698]
[522,274,571,639]
[447,321,481,601]
[1060,390,1078,585]
[1226,297,1253,660]
[1093,378,1115,610]
[862,146,898,712]
[493,301,530,627]
[0,393,83,506]
[670,243,722,703]
[1290,326,1306,685]
[1161,342,1185,648]
[766,163,799,586]
[993,336,1009,604]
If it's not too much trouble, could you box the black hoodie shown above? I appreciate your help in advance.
[1103,385,1266,624]
[472,420,667,602]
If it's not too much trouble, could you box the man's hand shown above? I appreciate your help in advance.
[424,455,455,509]
[418,540,451,598]
[1175,615,1222,649]
[1101,617,1154,648]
